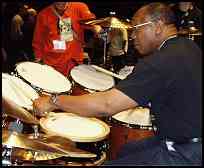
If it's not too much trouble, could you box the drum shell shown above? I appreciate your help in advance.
[109,117,155,160]
[68,75,91,96]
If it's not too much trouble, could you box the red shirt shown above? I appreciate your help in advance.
[32,2,95,76]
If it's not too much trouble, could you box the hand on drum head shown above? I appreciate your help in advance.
[32,95,56,117]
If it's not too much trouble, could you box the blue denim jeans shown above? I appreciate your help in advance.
[103,136,202,166]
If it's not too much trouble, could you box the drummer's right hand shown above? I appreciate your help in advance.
[33,96,56,117]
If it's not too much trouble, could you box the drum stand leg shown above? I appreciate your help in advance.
[101,28,111,68]
[2,145,13,166]
[32,125,40,139]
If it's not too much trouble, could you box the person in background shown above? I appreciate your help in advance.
[22,6,37,61]
[173,2,202,30]
[107,27,128,74]
[10,5,29,68]
[32,2,101,76]
[33,2,202,166]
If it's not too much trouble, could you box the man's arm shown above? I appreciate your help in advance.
[33,88,138,117]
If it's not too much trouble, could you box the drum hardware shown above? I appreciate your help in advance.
[2,145,13,166]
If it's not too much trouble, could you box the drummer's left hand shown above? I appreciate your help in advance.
[33,95,56,117]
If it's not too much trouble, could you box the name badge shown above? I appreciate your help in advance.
[53,40,66,50]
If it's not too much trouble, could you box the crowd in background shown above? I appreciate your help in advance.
[1,2,202,73]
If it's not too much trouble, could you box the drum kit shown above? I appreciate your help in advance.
[2,60,156,165]
[2,15,158,166]
[2,62,112,166]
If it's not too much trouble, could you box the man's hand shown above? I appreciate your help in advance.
[33,95,56,117]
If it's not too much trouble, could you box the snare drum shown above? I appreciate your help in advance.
[109,107,155,160]
[15,62,72,95]
[40,113,110,154]
[70,64,115,95]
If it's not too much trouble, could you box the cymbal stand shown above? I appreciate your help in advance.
[32,108,40,139]
[2,144,13,166]
[100,28,111,67]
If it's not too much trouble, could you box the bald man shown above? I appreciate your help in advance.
[33,3,201,166]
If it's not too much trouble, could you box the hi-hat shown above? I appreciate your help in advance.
[2,98,39,125]
[2,130,66,155]
[82,16,132,29]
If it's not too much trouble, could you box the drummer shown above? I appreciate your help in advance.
[33,2,202,166]
[32,2,102,76]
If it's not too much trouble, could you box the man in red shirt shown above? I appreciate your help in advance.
[32,2,101,76]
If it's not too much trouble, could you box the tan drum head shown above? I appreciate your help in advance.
[112,107,152,127]
[2,73,39,110]
[70,64,115,91]
[40,113,110,142]
[16,62,72,94]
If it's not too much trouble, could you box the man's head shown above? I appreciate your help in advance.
[131,2,177,55]
[53,2,67,15]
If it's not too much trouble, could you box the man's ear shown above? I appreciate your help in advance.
[155,20,164,36]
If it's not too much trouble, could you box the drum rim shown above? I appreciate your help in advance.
[110,117,153,130]
[70,64,115,91]
[15,61,72,94]
[40,113,110,142]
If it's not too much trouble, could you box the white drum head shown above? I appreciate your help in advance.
[70,64,115,91]
[2,73,39,110]
[40,113,110,142]
[112,107,152,126]
[16,62,72,94]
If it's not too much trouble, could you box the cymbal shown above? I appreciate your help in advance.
[178,27,202,35]
[12,148,63,161]
[30,134,97,158]
[83,16,132,29]
[2,97,39,125]
[2,129,66,155]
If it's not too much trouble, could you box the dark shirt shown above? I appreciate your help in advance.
[116,37,202,141]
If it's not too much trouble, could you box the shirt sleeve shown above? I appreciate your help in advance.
[32,11,47,60]
[115,56,165,106]
[76,2,96,20]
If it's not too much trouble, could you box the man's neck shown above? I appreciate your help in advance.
[158,25,178,50]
